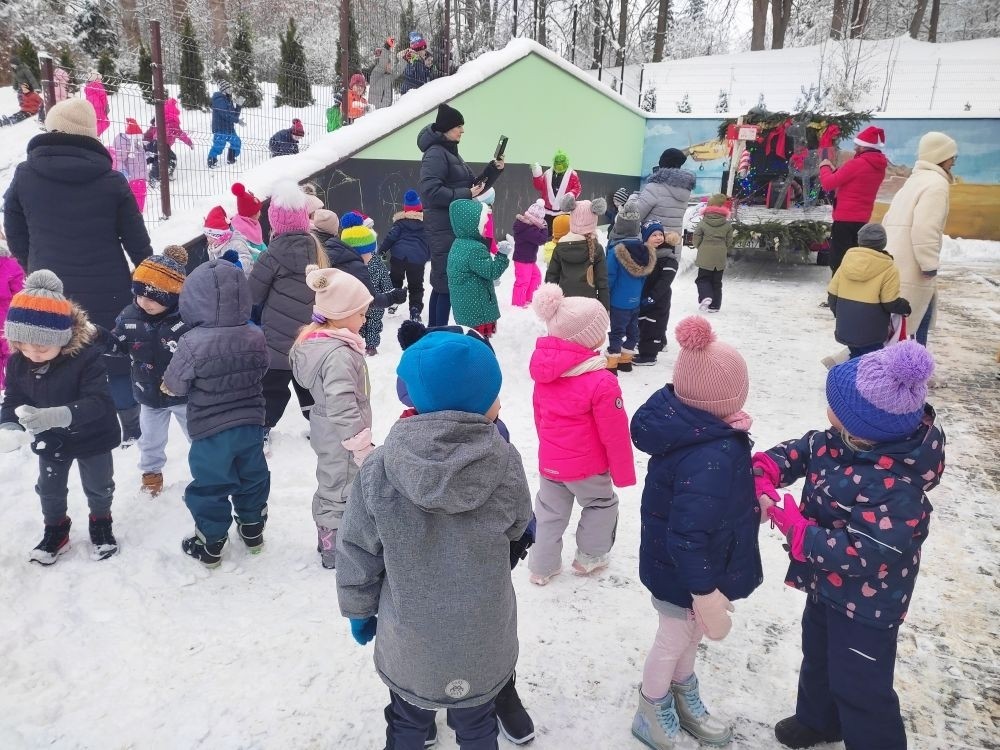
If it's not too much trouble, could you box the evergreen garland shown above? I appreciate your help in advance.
[732,220,830,261]
[178,15,211,110]
[230,15,263,108]
[97,50,118,95]
[137,42,154,104]
[717,109,871,141]
[276,18,313,107]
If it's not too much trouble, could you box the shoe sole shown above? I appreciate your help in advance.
[572,560,608,576]
[529,569,560,586]
[29,543,69,566]
[91,544,119,561]
[680,723,733,746]
[632,361,657,367]
[498,718,535,745]
[630,728,662,750]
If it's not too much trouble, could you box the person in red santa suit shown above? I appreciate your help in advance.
[818,126,889,279]
[531,150,582,235]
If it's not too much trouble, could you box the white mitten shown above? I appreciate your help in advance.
[0,426,32,453]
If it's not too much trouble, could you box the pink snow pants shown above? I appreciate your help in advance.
[512,261,542,307]
[642,608,704,701]
[129,179,147,213]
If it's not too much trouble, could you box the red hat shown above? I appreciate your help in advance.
[854,126,886,151]
[349,73,367,89]
[291,118,304,137]
[125,117,143,135]
[203,205,230,235]
[231,182,263,218]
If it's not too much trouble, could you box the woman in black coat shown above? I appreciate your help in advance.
[3,99,153,440]
[417,103,503,327]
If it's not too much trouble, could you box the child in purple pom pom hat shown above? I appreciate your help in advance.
[750,340,945,750]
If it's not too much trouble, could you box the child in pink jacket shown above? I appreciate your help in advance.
[528,283,636,584]
[0,232,26,391]
[84,72,110,137]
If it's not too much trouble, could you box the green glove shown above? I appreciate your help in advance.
[16,405,72,435]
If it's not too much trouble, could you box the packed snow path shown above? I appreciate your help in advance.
[0,246,996,749]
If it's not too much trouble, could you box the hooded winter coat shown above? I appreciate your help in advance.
[607,239,656,310]
[3,132,152,381]
[818,149,888,223]
[530,336,636,487]
[379,210,430,264]
[336,411,533,709]
[268,128,300,158]
[324,238,398,308]
[545,234,610,310]
[145,99,193,149]
[762,406,944,628]
[211,91,241,135]
[248,232,320,370]
[511,217,549,264]
[631,385,762,609]
[692,207,734,271]
[290,332,370,530]
[828,246,910,348]
[84,80,110,136]
[884,161,952,335]
[112,133,147,182]
[636,167,697,259]
[104,302,189,409]
[1,307,121,460]
[162,259,268,441]
[447,200,509,328]
[368,53,395,109]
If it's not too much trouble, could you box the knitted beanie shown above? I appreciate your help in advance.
[311,209,340,237]
[562,194,606,236]
[203,205,230,238]
[672,316,749,419]
[826,341,934,443]
[532,283,609,351]
[403,189,423,212]
[553,150,569,174]
[433,103,464,133]
[304,194,324,216]
[231,183,263,218]
[349,73,367,89]
[306,265,373,321]
[267,180,311,236]
[397,332,502,415]
[857,223,887,251]
[917,131,958,165]
[612,196,642,239]
[125,117,143,136]
[524,199,547,227]
[340,211,377,255]
[707,193,728,207]
[552,214,571,242]
[642,221,665,244]
[218,80,232,94]
[45,98,98,140]
[612,187,631,208]
[291,118,305,137]
[132,246,188,308]
[5,270,76,348]
[658,148,687,169]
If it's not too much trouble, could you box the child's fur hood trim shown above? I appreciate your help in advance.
[614,243,657,277]
[62,306,96,357]
[393,210,423,222]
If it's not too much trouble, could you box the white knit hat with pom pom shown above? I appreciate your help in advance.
[532,283,609,351]
[305,265,373,321]
[672,315,749,419]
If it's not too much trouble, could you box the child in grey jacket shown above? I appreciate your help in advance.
[337,331,533,749]
[289,266,374,569]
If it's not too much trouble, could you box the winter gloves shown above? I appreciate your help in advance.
[692,590,734,641]
[388,287,408,305]
[342,427,375,467]
[768,494,816,563]
[16,405,72,434]
[752,452,781,521]
[509,515,536,569]
[497,239,514,257]
[350,616,377,645]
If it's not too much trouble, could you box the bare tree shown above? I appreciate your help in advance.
[207,0,228,48]
[928,0,941,40]
[117,0,143,48]
[771,0,792,47]
[652,0,668,61]
[751,0,768,50]
[848,0,870,37]
[831,0,847,38]
[909,0,929,37]
[615,0,628,64]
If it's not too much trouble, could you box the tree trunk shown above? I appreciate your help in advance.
[928,0,941,41]
[592,0,603,67]
[615,0,627,65]
[909,0,928,37]
[848,0,870,38]
[652,0,669,61]
[831,0,847,38]
[170,0,190,28]
[118,0,142,48]
[537,0,547,46]
[751,0,768,50]
[771,0,792,48]
[207,0,228,48]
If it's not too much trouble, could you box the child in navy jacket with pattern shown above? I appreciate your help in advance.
[100,246,191,498]
[754,341,943,750]
[629,316,763,750]
[379,190,431,321]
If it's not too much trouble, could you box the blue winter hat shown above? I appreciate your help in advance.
[641,221,665,243]
[397,331,502,415]
[826,341,935,443]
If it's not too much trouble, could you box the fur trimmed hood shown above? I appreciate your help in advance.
[647,167,696,191]
[61,306,96,358]
[613,242,656,277]
[393,210,423,222]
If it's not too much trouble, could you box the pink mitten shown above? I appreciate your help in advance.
[752,452,781,503]
[767,493,817,562]
[341,428,374,467]
[691,589,735,641]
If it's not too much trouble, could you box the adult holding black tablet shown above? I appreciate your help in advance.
[418,103,504,327]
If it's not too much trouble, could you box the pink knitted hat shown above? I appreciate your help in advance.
[267,180,311,237]
[306,265,373,321]
[562,194,607,236]
[672,316,749,419]
[532,283,609,351]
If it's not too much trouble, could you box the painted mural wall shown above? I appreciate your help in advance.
[642,117,1000,240]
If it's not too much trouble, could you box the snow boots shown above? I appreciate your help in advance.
[606,352,620,372]
[141,472,163,497]
[29,517,72,565]
[618,349,635,373]
[318,526,337,569]
[671,674,732,746]
[234,508,267,554]
[632,687,699,750]
[495,672,535,745]
[89,515,119,561]
[572,549,609,576]
[207,156,218,169]
[118,406,142,448]
[182,532,227,568]
[410,306,422,323]
[774,716,843,748]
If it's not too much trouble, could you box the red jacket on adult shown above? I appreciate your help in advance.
[819,149,888,223]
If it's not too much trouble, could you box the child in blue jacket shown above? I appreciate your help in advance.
[606,196,655,374]
[630,316,762,750]
[379,189,430,322]
[754,341,943,750]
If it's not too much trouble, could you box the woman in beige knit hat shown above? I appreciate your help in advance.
[882,131,958,347]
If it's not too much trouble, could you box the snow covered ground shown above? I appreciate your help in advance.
[0,239,996,749]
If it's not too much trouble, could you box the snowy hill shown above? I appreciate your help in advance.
[591,36,1000,116]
